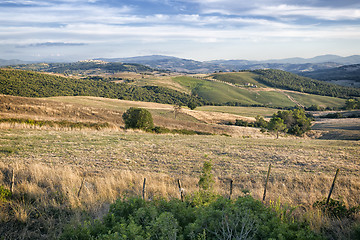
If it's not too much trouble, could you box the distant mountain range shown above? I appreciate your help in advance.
[0,59,32,66]
[96,54,360,73]
[2,55,360,88]
[3,54,360,73]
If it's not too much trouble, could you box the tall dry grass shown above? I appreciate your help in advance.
[0,162,200,239]
[1,161,359,239]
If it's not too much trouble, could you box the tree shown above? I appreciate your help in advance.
[122,107,154,130]
[345,99,360,110]
[254,115,268,128]
[173,104,182,119]
[187,100,197,110]
[268,117,287,139]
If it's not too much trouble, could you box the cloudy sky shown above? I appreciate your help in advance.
[1,0,360,61]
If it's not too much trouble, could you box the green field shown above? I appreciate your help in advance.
[287,92,346,107]
[172,75,346,108]
[211,72,266,87]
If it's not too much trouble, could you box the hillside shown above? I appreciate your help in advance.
[0,94,263,137]
[300,64,360,88]
[1,93,359,239]
[9,60,156,76]
[170,73,352,109]
[98,55,224,73]
[1,68,358,110]
[0,68,205,106]
[251,69,360,98]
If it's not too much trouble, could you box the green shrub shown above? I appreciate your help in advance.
[319,112,344,119]
[122,107,154,130]
[60,195,323,240]
[152,126,171,134]
[0,185,12,202]
[198,160,214,192]
[313,198,360,218]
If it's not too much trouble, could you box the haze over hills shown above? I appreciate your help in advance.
[3,54,360,74]
[97,54,360,73]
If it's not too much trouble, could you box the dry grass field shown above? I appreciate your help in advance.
[0,94,359,239]
[1,129,359,206]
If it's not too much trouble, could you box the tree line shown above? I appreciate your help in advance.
[252,69,360,98]
[0,69,205,106]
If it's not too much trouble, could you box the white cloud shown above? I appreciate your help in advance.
[1,0,360,60]
[250,4,360,20]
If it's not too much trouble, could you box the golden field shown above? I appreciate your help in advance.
[0,94,359,239]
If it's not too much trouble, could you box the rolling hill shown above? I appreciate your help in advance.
[171,74,347,109]
[0,68,205,106]
[2,67,358,109]
[9,60,156,76]
[299,64,360,88]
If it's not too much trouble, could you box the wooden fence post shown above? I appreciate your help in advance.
[263,164,271,202]
[326,169,340,204]
[229,179,233,199]
[77,177,85,198]
[177,179,184,202]
[142,178,146,201]
[10,168,15,194]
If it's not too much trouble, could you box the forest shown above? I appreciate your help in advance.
[0,69,205,106]
[252,69,360,98]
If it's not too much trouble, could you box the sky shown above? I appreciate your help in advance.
[1,0,360,61]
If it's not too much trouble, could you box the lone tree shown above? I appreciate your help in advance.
[173,104,182,119]
[122,107,154,130]
[187,100,197,110]
[268,117,287,139]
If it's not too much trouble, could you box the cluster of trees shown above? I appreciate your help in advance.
[253,69,360,98]
[345,99,360,110]
[0,69,206,106]
[233,109,312,138]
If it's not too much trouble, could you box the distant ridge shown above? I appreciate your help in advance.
[4,54,360,74]
[0,59,33,66]
[96,54,360,73]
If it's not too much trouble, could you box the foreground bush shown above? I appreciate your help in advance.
[60,196,323,240]
[122,108,154,130]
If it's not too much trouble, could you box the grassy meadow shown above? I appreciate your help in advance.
[0,94,359,239]
[2,128,359,205]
